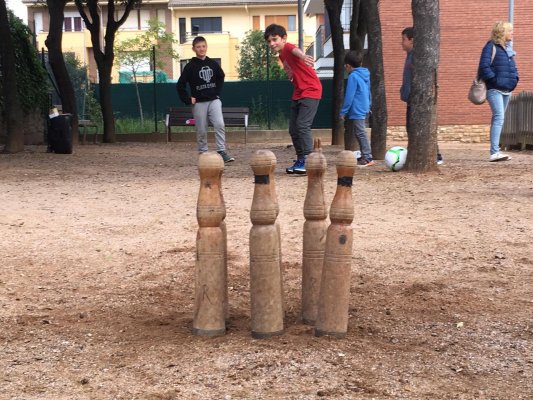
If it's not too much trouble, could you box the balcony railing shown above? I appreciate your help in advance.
[308,22,352,61]
[181,31,230,44]
[305,24,325,60]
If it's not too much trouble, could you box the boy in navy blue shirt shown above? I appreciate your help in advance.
[340,51,374,166]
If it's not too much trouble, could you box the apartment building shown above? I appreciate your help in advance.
[23,0,319,82]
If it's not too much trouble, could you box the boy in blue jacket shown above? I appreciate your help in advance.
[340,51,374,166]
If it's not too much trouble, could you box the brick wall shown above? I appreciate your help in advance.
[379,1,533,127]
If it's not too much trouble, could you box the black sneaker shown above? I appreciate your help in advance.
[218,150,235,163]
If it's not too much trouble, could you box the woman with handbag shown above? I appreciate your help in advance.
[478,21,519,162]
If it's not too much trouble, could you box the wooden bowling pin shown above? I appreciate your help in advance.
[249,150,284,338]
[315,150,356,338]
[266,150,285,314]
[194,152,227,336]
[302,138,328,325]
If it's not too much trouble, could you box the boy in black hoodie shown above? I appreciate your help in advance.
[176,36,234,162]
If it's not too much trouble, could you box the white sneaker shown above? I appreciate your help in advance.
[489,153,510,162]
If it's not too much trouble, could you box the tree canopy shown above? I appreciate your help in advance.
[237,30,287,81]
[114,18,179,123]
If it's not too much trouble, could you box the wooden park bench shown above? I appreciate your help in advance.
[165,106,250,143]
[79,119,98,144]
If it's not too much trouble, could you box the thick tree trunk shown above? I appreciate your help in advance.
[406,0,440,172]
[325,0,345,146]
[98,65,115,142]
[75,0,137,143]
[45,0,79,146]
[362,0,387,159]
[344,119,356,151]
[349,0,362,53]
[0,0,24,153]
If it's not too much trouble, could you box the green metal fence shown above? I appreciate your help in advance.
[94,79,334,129]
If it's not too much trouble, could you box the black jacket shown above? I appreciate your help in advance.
[176,57,225,105]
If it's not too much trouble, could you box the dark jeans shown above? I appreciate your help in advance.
[289,98,320,159]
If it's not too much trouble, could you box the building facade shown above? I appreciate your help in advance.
[168,0,317,80]
[23,0,318,82]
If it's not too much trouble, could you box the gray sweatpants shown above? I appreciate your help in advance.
[192,99,226,153]
[289,98,320,159]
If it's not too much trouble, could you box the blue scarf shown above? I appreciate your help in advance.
[506,41,516,58]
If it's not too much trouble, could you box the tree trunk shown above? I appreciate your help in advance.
[406,0,440,172]
[0,0,24,153]
[98,65,115,142]
[133,73,144,124]
[344,0,361,151]
[349,0,363,53]
[325,0,346,146]
[344,119,357,151]
[362,0,387,160]
[75,0,138,143]
[45,0,79,146]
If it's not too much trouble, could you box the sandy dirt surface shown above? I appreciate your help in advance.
[1,141,532,399]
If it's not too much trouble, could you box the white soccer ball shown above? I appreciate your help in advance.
[384,146,407,171]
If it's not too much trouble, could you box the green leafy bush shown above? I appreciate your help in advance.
[0,11,49,114]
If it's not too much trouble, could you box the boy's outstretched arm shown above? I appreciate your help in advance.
[291,47,314,67]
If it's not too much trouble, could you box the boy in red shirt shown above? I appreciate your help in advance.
[264,24,322,174]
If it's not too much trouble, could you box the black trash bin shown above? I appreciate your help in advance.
[48,113,73,154]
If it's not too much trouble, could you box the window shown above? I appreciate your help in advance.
[253,16,260,31]
[34,12,43,33]
[190,17,222,35]
[64,12,82,32]
[265,15,296,32]
[288,16,296,32]
[140,10,150,30]
[340,2,351,31]
[121,9,151,30]
[179,18,186,44]
[157,9,166,25]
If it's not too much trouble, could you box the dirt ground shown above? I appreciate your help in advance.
[1,140,532,400]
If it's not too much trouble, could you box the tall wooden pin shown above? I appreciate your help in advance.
[249,150,284,338]
[267,150,285,315]
[302,138,328,325]
[194,152,227,336]
[315,150,356,338]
